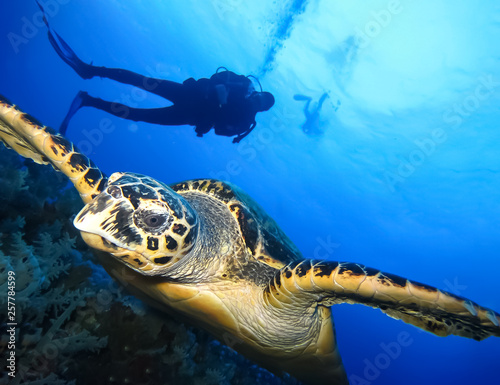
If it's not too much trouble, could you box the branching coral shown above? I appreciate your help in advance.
[0,147,106,384]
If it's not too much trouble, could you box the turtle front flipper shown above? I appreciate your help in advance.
[0,95,106,203]
[268,260,500,340]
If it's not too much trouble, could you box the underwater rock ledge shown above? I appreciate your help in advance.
[0,145,300,385]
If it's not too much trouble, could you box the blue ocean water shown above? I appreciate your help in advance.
[1,1,499,384]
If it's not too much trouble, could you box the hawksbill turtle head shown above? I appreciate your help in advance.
[74,172,199,275]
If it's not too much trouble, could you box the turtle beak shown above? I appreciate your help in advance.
[74,195,176,275]
[74,193,159,273]
[74,192,142,252]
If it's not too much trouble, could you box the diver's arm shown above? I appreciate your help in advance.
[232,122,256,143]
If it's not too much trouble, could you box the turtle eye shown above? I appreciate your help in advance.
[144,213,167,228]
[134,209,172,235]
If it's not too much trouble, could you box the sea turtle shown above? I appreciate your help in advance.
[1,96,499,385]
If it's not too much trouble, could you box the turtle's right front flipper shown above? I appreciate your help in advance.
[268,260,500,341]
[0,95,106,204]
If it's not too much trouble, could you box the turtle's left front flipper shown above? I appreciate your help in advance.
[268,260,500,341]
[0,95,106,204]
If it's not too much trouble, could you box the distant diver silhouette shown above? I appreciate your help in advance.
[38,4,274,144]
[293,92,330,136]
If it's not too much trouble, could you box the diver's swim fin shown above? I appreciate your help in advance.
[59,91,88,135]
[37,0,94,80]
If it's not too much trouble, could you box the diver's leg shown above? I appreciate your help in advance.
[59,91,87,135]
[48,28,183,100]
[77,92,189,126]
[89,67,184,101]
[40,3,184,102]
[317,92,329,109]
[60,91,189,134]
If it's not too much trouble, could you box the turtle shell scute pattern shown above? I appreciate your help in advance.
[171,179,303,268]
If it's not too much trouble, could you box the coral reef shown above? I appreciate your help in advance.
[0,145,300,385]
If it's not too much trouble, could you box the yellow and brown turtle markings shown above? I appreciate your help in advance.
[1,104,64,165]
[227,199,298,269]
[263,282,286,309]
[110,249,156,273]
[172,223,188,236]
[279,261,431,308]
[267,270,295,306]
[0,99,106,203]
[406,280,441,303]
[256,254,287,269]
[330,263,368,294]
[88,173,200,272]
[276,259,500,340]
[172,179,235,201]
[284,260,317,293]
[406,281,478,315]
[0,101,48,164]
[173,179,299,270]
[482,308,500,327]
[279,263,301,294]
[228,202,259,254]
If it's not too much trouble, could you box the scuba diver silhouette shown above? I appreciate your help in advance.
[293,93,331,136]
[39,5,274,143]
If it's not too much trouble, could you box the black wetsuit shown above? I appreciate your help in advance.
[40,2,260,142]
[79,69,257,142]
